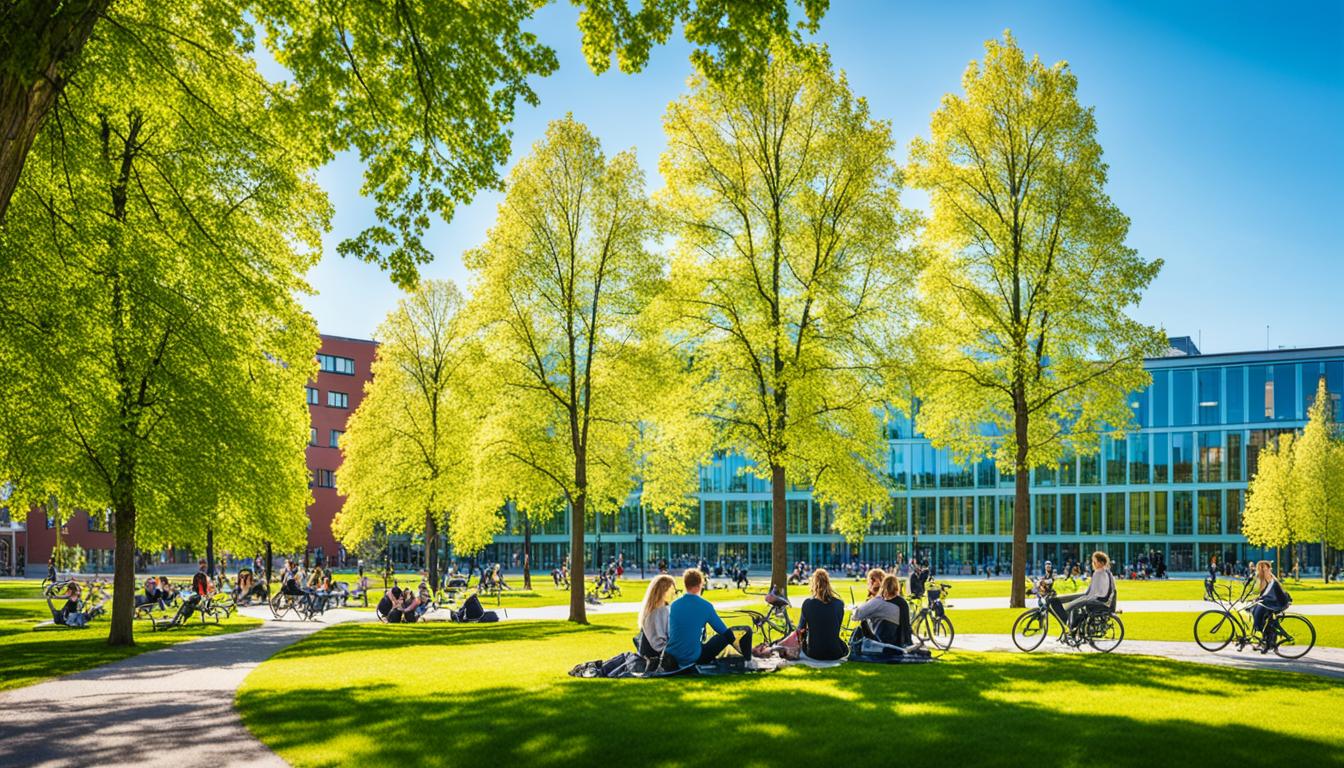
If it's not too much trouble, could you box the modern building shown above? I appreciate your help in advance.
[482,339,1344,576]
[0,334,376,575]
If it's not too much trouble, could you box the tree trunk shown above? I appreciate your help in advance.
[1010,387,1030,609]
[522,510,532,590]
[425,510,439,592]
[1323,539,1329,583]
[771,462,787,595]
[568,492,587,623]
[206,526,214,577]
[0,0,109,222]
[107,489,136,646]
[264,541,272,595]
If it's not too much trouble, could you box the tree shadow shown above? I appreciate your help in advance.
[238,625,1344,767]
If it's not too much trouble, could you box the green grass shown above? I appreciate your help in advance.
[0,579,50,600]
[239,615,1344,768]
[0,596,262,692]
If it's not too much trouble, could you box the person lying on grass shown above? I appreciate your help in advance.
[664,569,751,668]
[637,574,677,657]
[798,569,848,661]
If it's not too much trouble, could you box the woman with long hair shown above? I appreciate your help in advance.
[798,568,848,661]
[638,574,677,656]
[1251,560,1291,651]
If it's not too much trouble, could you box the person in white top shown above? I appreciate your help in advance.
[637,574,677,657]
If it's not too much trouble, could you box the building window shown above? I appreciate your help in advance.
[1225,366,1245,424]
[1129,492,1151,535]
[317,354,355,375]
[306,387,320,405]
[1173,491,1193,535]
[46,513,55,529]
[315,469,335,488]
[1198,431,1222,482]
[88,510,111,532]
[329,429,343,448]
[1153,490,1169,535]
[1172,370,1194,427]
[1226,431,1244,483]
[1171,432,1195,483]
[1079,494,1101,535]
[703,500,723,535]
[1151,370,1170,427]
[309,427,317,446]
[327,391,348,409]
[1034,495,1057,535]
[1197,490,1221,536]
[1197,368,1221,425]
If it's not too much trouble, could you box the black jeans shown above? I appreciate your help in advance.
[696,627,752,664]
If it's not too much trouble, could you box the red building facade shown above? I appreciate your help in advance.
[0,333,377,575]
[304,334,378,567]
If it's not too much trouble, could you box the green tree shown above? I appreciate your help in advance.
[1,0,826,279]
[1244,433,1298,572]
[906,32,1165,609]
[0,0,322,645]
[334,280,474,592]
[659,45,920,593]
[462,116,672,623]
[1290,377,1344,581]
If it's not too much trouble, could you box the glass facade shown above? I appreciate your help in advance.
[488,347,1344,574]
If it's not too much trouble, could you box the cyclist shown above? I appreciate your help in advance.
[1049,551,1115,636]
[1250,560,1290,652]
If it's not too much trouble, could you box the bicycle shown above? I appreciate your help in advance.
[909,582,955,651]
[1194,578,1315,660]
[1012,586,1124,653]
[269,590,320,621]
[739,589,795,645]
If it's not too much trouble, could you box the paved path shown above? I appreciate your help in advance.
[954,633,1344,678]
[0,608,368,768]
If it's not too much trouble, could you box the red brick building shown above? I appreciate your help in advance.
[0,333,376,575]
[305,334,378,566]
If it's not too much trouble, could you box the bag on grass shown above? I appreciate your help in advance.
[453,593,486,622]
[478,610,499,623]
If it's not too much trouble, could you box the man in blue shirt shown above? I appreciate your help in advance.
[664,569,751,667]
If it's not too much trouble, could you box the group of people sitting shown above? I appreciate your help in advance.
[375,585,429,623]
[633,565,922,671]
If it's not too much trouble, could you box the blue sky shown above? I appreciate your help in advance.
[302,0,1344,353]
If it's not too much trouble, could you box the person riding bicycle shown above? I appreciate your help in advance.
[1049,551,1115,637]
[664,568,751,668]
[637,574,677,657]
[1250,560,1291,652]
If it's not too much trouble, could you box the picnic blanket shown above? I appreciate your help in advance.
[569,652,784,679]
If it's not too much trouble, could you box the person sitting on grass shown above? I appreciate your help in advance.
[664,568,751,668]
[798,568,848,661]
[159,576,179,605]
[1250,560,1291,652]
[637,574,677,657]
[852,573,912,646]
[191,559,213,598]
[377,586,408,623]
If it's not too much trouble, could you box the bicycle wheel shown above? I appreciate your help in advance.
[268,594,289,619]
[929,616,955,651]
[1193,610,1235,652]
[1012,610,1048,652]
[1273,615,1316,660]
[1089,614,1124,653]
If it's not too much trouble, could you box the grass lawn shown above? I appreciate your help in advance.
[238,615,1344,768]
[0,579,50,600]
[0,597,262,692]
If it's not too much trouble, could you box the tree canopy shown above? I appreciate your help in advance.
[1,0,828,285]
[0,0,321,644]
[659,44,920,591]
[1244,433,1298,556]
[907,31,1166,607]
[1289,377,1344,576]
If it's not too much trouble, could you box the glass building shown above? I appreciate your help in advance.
[482,339,1344,576]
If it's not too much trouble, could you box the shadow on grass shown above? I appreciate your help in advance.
[239,623,1344,768]
[264,618,632,662]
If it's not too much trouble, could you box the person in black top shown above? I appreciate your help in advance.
[1250,560,1290,651]
[46,557,57,584]
[377,586,404,622]
[908,561,930,600]
[798,568,847,661]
